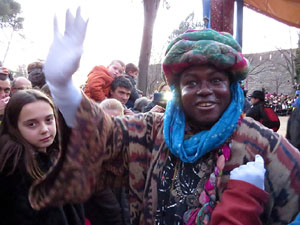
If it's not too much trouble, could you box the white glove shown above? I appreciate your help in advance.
[44,7,88,127]
[230,155,266,190]
[44,7,88,88]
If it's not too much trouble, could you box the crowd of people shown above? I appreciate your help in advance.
[0,8,299,225]
[262,92,298,116]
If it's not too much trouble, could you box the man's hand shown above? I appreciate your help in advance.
[124,108,134,115]
[150,105,165,113]
[230,155,266,190]
[43,7,88,88]
[0,97,10,115]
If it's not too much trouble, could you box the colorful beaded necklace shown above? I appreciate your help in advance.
[184,115,243,225]
[183,142,231,225]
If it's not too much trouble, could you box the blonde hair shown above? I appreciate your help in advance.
[99,98,124,116]
[109,60,125,68]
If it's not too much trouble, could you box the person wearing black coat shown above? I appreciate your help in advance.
[0,151,85,225]
[286,105,300,151]
[124,63,140,109]
[246,90,269,122]
[0,89,85,225]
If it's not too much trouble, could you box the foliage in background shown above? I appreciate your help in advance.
[0,0,24,64]
[276,48,297,88]
[149,12,203,74]
[0,0,23,30]
[13,64,27,77]
[246,54,272,76]
[168,12,203,42]
[146,12,204,94]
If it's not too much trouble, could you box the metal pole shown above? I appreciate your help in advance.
[202,0,210,28]
[236,0,244,47]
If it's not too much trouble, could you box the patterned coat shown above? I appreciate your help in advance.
[30,95,300,225]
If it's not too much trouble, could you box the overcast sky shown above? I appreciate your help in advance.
[1,0,299,85]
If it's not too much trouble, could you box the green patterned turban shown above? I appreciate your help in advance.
[162,29,249,85]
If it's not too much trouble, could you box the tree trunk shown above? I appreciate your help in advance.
[138,0,161,96]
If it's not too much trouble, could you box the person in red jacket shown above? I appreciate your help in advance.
[84,60,125,102]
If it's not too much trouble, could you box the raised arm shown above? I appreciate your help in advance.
[43,7,88,127]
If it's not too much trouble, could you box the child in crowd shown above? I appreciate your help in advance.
[0,89,85,225]
[124,63,140,109]
[84,60,125,102]
[99,98,124,116]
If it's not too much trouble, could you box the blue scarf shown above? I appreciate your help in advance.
[163,82,244,163]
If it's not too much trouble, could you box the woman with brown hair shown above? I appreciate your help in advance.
[0,89,85,225]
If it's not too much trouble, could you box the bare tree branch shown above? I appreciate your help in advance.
[246,54,272,76]
[275,47,297,86]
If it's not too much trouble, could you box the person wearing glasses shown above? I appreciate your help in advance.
[0,67,11,124]
[11,77,32,95]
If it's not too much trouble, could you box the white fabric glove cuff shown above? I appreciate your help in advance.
[230,155,266,190]
[47,79,82,128]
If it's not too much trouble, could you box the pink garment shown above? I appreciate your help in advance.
[85,218,91,225]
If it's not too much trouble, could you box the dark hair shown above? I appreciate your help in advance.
[133,97,150,112]
[28,68,46,89]
[0,89,58,175]
[125,63,138,74]
[110,76,133,92]
[0,74,9,81]
[11,78,16,88]
[27,62,43,74]
[250,90,265,101]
